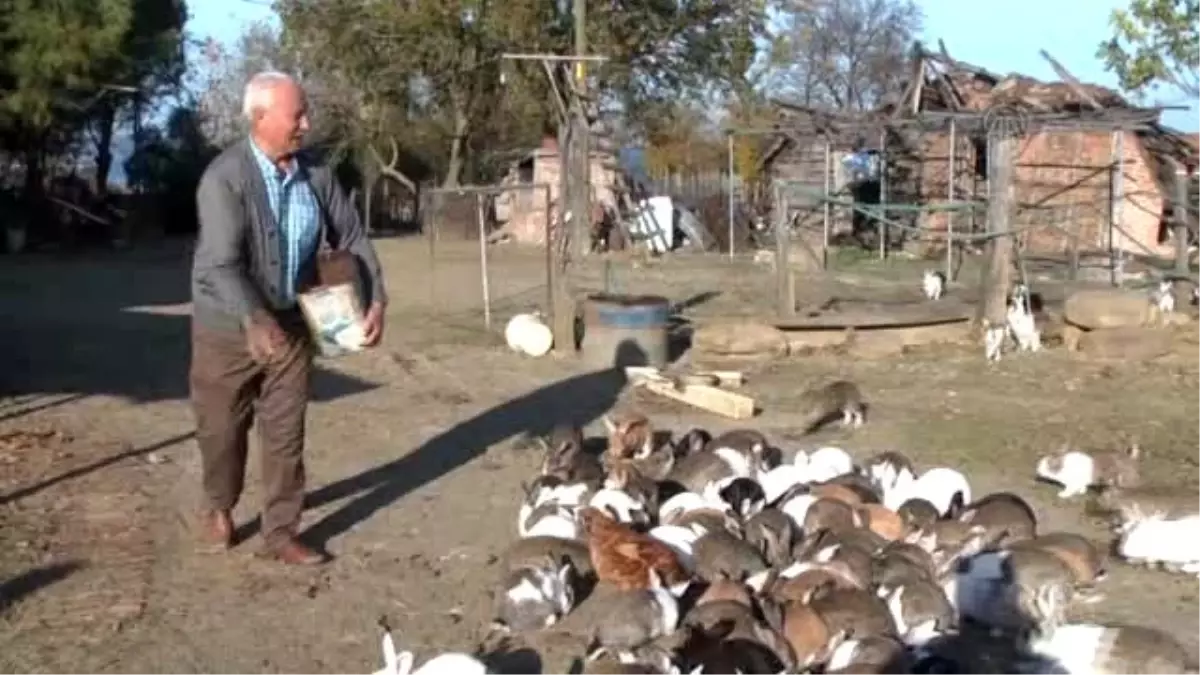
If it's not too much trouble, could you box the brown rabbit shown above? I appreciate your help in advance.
[540,423,604,486]
[808,584,898,641]
[691,528,769,583]
[1011,532,1108,587]
[957,491,1038,545]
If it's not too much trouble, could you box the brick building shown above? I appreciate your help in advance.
[757,52,1198,260]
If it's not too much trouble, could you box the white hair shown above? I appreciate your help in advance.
[241,70,298,121]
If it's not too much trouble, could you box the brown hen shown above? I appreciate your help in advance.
[578,506,691,591]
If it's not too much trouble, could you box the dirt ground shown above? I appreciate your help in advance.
[0,236,1197,673]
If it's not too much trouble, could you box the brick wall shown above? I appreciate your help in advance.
[910,130,1172,257]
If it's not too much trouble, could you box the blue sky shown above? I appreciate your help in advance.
[191,0,1198,131]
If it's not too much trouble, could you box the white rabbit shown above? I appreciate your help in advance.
[807,446,855,482]
[648,524,702,571]
[657,491,730,523]
[589,488,650,527]
[984,323,1006,362]
[1025,623,1196,674]
[922,269,946,301]
[1007,284,1041,353]
[778,492,819,531]
[1118,514,1200,574]
[523,509,579,539]
[758,463,811,505]
[1153,280,1176,315]
[884,466,970,517]
[372,630,487,675]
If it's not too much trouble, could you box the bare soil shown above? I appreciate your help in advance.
[0,237,1196,673]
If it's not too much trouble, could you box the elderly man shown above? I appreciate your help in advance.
[190,71,388,565]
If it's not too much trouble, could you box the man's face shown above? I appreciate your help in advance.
[254,81,310,158]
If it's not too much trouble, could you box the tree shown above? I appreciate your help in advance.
[770,0,923,111]
[274,0,766,186]
[1098,0,1199,100]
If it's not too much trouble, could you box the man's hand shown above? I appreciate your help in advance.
[361,301,386,347]
[244,310,288,363]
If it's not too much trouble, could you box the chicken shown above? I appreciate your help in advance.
[578,506,691,591]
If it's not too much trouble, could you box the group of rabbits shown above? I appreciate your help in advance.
[368,406,1197,674]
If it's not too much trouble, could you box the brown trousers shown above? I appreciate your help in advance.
[189,318,312,548]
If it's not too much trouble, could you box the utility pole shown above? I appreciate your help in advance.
[571,0,591,259]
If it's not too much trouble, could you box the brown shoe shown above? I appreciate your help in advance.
[199,509,233,550]
[265,537,327,566]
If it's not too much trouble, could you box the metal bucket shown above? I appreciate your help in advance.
[580,293,671,370]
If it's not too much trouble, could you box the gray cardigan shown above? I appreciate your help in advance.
[191,139,388,333]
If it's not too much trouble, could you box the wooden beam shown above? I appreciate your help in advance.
[978,134,1017,328]
[1038,49,1105,111]
[636,378,756,419]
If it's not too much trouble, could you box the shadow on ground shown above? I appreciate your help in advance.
[0,561,85,610]
[0,240,379,408]
[231,341,646,547]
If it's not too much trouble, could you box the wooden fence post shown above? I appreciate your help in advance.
[978,132,1016,329]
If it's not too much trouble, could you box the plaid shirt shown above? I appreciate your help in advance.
[248,139,321,305]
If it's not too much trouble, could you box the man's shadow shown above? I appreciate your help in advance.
[236,340,646,547]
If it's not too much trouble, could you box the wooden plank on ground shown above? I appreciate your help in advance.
[634,377,757,419]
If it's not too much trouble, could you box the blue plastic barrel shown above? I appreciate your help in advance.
[580,294,672,370]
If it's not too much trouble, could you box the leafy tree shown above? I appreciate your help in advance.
[770,0,924,111]
[1098,0,1199,100]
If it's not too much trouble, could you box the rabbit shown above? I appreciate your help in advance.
[809,584,899,642]
[604,463,660,515]
[808,445,856,481]
[862,450,917,495]
[1087,484,1198,531]
[539,425,604,487]
[758,463,810,505]
[1117,514,1200,573]
[877,572,956,646]
[681,605,801,672]
[803,534,878,584]
[757,562,861,603]
[778,491,818,530]
[1006,283,1042,353]
[959,546,1076,637]
[811,481,871,506]
[825,633,911,674]
[601,413,655,459]
[857,503,909,542]
[647,524,702,571]
[690,527,769,583]
[589,488,651,529]
[518,476,590,528]
[1023,622,1198,675]
[1036,443,1142,499]
[885,466,971,517]
[502,535,593,578]
[674,428,711,458]
[695,577,754,608]
[872,542,936,589]
[373,627,488,675]
[666,448,756,494]
[957,491,1038,545]
[823,472,883,503]
[492,555,575,632]
[1011,532,1108,587]
[585,569,680,657]
[704,476,765,520]
[743,507,798,567]
[704,428,770,460]
[897,498,941,531]
[922,269,946,301]
[523,504,580,539]
[1153,279,1176,314]
[801,496,862,536]
[760,597,848,671]
[796,381,868,432]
